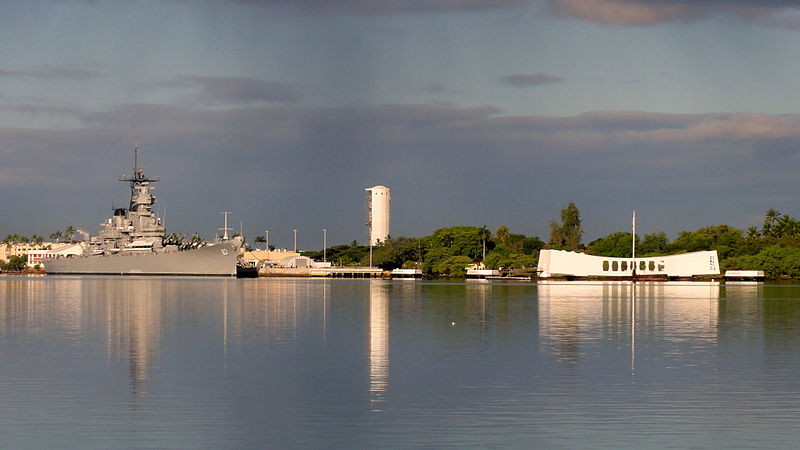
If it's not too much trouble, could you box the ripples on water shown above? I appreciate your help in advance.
[2,277,800,447]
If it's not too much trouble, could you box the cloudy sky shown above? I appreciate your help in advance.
[3,0,800,249]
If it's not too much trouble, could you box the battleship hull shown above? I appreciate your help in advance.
[44,240,240,276]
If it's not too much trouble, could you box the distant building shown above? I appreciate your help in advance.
[1,241,83,268]
[366,185,391,246]
[240,250,299,268]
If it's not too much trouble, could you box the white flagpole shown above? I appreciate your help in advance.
[632,210,636,261]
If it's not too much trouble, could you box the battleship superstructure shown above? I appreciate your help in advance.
[45,148,242,276]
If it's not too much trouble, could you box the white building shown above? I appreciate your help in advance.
[537,249,720,279]
[366,185,391,246]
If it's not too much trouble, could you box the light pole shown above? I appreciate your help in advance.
[323,228,327,263]
[293,229,297,253]
[265,229,269,252]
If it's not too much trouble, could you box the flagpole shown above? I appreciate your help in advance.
[632,210,636,263]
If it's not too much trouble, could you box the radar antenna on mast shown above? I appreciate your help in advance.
[219,211,233,240]
[118,146,159,211]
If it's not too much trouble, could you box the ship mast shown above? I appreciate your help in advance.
[219,211,232,240]
[119,146,159,212]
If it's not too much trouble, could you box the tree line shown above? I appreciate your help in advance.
[301,202,800,278]
[2,226,77,246]
[559,204,800,278]
[302,226,545,276]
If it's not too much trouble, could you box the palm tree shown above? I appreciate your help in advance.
[50,231,63,242]
[777,214,793,238]
[746,226,759,239]
[764,208,780,237]
[64,226,75,243]
[496,225,510,247]
[477,225,490,261]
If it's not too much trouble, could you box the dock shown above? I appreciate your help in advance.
[258,266,384,278]
[724,270,765,281]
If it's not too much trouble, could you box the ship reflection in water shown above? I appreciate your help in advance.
[7,277,800,447]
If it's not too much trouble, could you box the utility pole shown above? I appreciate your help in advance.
[265,229,269,252]
[293,229,297,253]
[323,228,327,263]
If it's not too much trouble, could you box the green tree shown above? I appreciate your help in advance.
[521,236,545,255]
[64,226,75,242]
[477,225,490,260]
[670,225,743,259]
[50,230,63,242]
[763,208,780,237]
[362,236,422,270]
[587,232,636,257]
[638,231,669,255]
[496,226,510,247]
[5,255,27,271]
[548,202,583,250]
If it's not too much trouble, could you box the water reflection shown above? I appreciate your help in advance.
[537,281,721,369]
[6,278,800,447]
[101,279,161,396]
[0,277,165,396]
[369,280,390,408]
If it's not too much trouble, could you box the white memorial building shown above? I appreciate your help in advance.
[537,249,720,279]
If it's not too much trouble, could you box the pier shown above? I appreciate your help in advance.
[258,266,384,278]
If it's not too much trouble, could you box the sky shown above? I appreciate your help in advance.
[3,0,800,250]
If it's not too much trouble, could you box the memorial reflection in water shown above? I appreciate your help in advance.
[537,281,721,369]
[6,277,800,448]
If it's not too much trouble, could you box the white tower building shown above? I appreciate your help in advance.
[366,185,391,245]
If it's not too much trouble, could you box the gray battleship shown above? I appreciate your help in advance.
[45,148,242,276]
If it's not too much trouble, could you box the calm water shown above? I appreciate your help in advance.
[2,277,800,448]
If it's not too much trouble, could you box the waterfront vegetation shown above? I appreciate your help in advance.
[5,207,800,278]
[302,204,800,278]
[586,209,800,278]
[0,255,28,272]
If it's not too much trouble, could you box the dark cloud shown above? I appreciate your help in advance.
[0,104,86,117]
[545,0,798,26]
[0,66,102,80]
[422,83,447,95]
[154,76,302,106]
[499,73,565,87]
[3,103,800,246]
[223,0,531,15]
